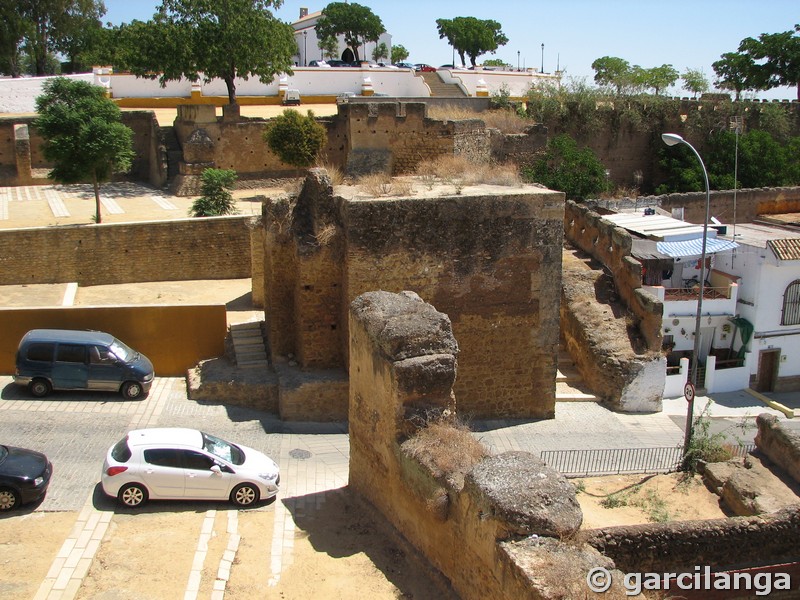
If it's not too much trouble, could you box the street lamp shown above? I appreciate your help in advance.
[303,31,307,66]
[517,50,520,71]
[541,43,544,73]
[661,132,711,462]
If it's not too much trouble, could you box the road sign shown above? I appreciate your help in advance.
[684,382,695,403]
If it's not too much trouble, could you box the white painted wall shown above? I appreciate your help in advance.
[715,243,800,379]
[108,74,193,98]
[619,357,666,412]
[438,68,558,97]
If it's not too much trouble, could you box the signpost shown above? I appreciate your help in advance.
[684,381,695,403]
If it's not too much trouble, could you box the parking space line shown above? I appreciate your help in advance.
[34,492,112,600]
[99,195,124,215]
[0,196,7,219]
[151,195,178,210]
[45,188,70,217]
[184,509,216,600]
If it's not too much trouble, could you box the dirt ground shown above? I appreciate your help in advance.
[575,472,731,529]
[0,472,734,599]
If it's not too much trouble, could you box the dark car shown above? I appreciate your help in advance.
[414,63,436,73]
[0,445,53,511]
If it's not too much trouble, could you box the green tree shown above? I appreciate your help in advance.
[483,58,509,68]
[591,56,632,94]
[0,1,30,77]
[17,0,105,76]
[318,34,339,61]
[738,25,800,100]
[117,0,296,106]
[391,43,409,65]
[315,2,385,63]
[52,0,108,72]
[523,134,610,200]
[639,64,678,95]
[264,109,327,168]
[682,68,710,98]
[372,41,388,63]
[435,16,508,68]
[190,169,238,217]
[712,52,757,100]
[34,77,134,224]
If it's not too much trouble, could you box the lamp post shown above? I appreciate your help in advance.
[661,133,711,462]
[517,50,520,71]
[541,43,544,73]
[303,31,307,66]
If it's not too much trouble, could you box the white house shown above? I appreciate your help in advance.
[291,7,393,66]
[608,209,800,397]
[714,222,800,393]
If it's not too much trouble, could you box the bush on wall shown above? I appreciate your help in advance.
[264,109,327,168]
[522,134,610,201]
[190,168,238,217]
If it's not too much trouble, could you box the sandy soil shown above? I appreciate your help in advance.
[575,472,730,529]
[0,474,734,599]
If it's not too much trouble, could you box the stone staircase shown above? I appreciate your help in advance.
[417,71,467,97]
[556,343,600,402]
[229,321,269,369]
[161,126,183,184]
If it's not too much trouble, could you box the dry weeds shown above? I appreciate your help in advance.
[415,155,522,189]
[356,173,414,197]
[402,416,488,488]
[316,162,346,186]
[427,105,530,134]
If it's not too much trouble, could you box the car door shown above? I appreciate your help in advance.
[140,448,185,498]
[51,344,89,389]
[87,344,124,391]
[180,450,233,499]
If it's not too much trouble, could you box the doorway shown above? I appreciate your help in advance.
[756,349,780,392]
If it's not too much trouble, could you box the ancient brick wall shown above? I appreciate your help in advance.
[348,290,619,600]
[0,215,253,286]
[262,171,565,419]
[565,200,663,351]
[0,112,165,188]
[581,507,800,574]
[652,187,800,224]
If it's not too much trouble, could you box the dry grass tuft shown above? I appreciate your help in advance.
[427,105,529,134]
[356,173,414,197]
[403,415,488,487]
[316,162,346,186]
[415,155,521,189]
[314,223,337,246]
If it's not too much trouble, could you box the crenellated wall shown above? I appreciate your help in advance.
[564,200,663,350]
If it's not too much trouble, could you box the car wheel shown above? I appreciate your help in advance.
[118,483,148,507]
[231,483,259,507]
[29,378,51,398]
[121,381,143,400]
[0,487,20,511]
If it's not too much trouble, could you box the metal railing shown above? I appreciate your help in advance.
[540,444,755,478]
[663,286,730,301]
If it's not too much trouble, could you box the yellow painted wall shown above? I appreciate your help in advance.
[0,305,226,377]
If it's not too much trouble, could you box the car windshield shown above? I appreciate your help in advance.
[202,432,245,465]
[0,445,7,462]
[109,338,135,362]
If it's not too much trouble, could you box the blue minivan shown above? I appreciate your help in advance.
[14,329,155,400]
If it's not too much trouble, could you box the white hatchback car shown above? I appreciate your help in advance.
[101,428,280,508]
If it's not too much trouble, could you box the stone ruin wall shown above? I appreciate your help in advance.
[260,171,565,420]
[0,111,166,188]
[348,289,800,599]
[564,200,663,351]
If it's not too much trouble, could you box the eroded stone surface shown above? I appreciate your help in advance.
[756,413,800,485]
[467,451,583,538]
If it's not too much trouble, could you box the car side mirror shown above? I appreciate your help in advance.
[210,465,222,474]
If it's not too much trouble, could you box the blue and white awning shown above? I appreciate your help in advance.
[656,237,739,258]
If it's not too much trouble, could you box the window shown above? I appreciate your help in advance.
[56,344,85,363]
[781,280,800,326]
[26,343,55,362]
[89,345,114,364]
[180,450,215,470]
[111,438,132,463]
[144,448,182,468]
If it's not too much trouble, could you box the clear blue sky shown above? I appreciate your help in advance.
[102,0,798,99]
